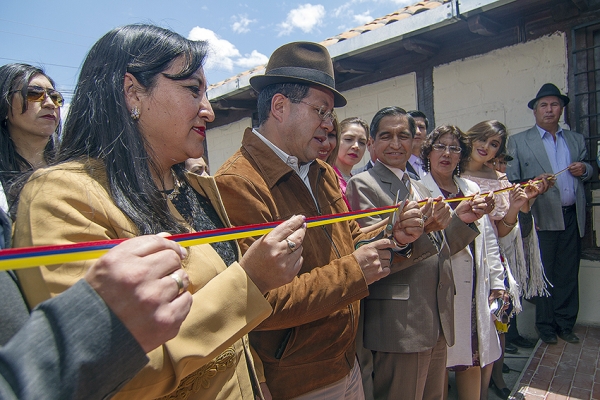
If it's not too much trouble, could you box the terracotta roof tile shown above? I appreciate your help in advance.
[405,4,433,14]
[320,38,339,47]
[208,0,450,91]
[337,30,363,40]
[386,13,413,23]
[422,1,445,9]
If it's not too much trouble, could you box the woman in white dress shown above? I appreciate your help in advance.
[420,125,504,400]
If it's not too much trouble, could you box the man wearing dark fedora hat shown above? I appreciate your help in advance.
[506,83,592,345]
[215,41,426,399]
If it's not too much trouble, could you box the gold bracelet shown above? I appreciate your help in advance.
[501,218,517,228]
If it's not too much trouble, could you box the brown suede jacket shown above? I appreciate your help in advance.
[215,128,378,399]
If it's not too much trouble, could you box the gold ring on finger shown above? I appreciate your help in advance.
[286,238,297,253]
[170,272,185,296]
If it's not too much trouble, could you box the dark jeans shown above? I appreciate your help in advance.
[535,206,581,336]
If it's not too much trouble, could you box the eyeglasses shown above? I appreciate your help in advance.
[431,143,462,154]
[11,86,64,107]
[288,98,336,123]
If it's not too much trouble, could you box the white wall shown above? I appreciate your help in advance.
[578,260,600,325]
[206,117,250,174]
[433,33,568,135]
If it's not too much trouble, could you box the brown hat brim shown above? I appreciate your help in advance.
[250,74,347,107]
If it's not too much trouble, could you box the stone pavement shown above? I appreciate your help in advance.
[448,324,600,399]
[510,325,600,400]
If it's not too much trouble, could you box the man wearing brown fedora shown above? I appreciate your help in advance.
[215,42,425,399]
[506,83,592,345]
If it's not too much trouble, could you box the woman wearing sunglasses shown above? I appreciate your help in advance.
[12,24,306,400]
[0,63,63,213]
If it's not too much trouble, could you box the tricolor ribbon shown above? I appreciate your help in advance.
[0,204,400,271]
[0,169,566,272]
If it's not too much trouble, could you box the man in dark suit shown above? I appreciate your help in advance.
[346,107,478,400]
[406,110,429,179]
[506,83,592,345]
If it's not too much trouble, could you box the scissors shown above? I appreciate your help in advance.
[355,190,410,262]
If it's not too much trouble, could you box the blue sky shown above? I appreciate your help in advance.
[1,0,412,103]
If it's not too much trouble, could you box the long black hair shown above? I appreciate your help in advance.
[59,24,209,234]
[0,63,59,203]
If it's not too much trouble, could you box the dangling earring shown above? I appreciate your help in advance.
[427,158,431,172]
[456,164,460,176]
[130,106,140,121]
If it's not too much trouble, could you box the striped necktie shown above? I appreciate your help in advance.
[403,171,444,250]
[401,172,413,199]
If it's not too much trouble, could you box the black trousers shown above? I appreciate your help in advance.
[535,206,581,336]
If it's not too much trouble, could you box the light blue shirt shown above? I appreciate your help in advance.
[408,154,426,178]
[537,125,576,206]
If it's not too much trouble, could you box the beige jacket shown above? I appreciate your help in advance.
[346,161,478,353]
[13,159,272,400]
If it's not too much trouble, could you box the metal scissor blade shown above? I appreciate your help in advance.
[386,189,410,236]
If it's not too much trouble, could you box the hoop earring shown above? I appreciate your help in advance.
[130,106,140,121]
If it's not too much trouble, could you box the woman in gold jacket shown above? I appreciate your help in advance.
[13,24,306,400]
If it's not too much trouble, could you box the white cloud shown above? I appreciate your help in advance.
[187,27,266,74]
[235,50,269,68]
[232,15,255,34]
[332,3,351,18]
[188,27,241,71]
[331,1,373,28]
[353,11,373,25]
[278,4,326,36]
